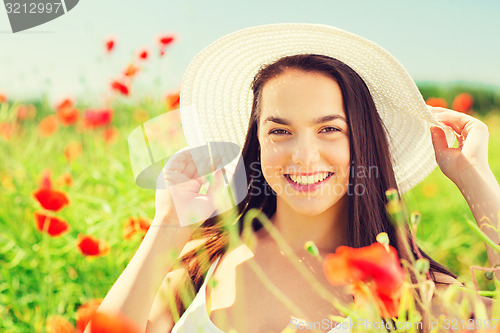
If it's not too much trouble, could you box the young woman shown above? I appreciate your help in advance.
[93,24,500,333]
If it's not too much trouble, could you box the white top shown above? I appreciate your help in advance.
[171,258,351,333]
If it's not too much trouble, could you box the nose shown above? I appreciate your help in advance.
[291,135,320,166]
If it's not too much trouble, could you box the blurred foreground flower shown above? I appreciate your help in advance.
[86,311,142,333]
[323,243,406,318]
[426,97,448,108]
[34,211,70,237]
[0,93,7,103]
[76,298,103,332]
[77,234,110,257]
[452,92,474,114]
[123,216,151,240]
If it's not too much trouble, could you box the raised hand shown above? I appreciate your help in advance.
[155,147,226,227]
[429,106,490,186]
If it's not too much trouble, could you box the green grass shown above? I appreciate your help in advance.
[0,96,499,332]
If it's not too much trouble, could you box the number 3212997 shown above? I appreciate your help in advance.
[5,2,62,14]
[443,319,498,330]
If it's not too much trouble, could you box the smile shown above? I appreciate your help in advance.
[284,172,334,192]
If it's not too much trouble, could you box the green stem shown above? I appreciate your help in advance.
[464,218,500,253]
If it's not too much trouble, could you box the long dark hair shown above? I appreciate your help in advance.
[173,54,456,318]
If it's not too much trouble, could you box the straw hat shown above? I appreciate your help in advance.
[179,23,455,194]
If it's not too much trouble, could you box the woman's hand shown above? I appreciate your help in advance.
[429,107,490,186]
[154,147,225,228]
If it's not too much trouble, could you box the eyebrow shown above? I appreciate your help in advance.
[263,114,347,126]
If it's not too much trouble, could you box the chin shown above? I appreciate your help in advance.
[287,198,344,217]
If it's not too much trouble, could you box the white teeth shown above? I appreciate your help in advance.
[288,172,331,185]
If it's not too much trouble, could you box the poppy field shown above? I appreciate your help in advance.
[1,37,500,332]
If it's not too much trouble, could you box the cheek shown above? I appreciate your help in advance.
[326,139,351,175]
[260,147,286,180]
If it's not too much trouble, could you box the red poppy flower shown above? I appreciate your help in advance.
[56,98,74,111]
[17,104,37,121]
[159,34,176,46]
[103,126,118,145]
[452,93,473,114]
[123,64,140,77]
[323,243,406,318]
[105,38,115,53]
[76,298,103,332]
[39,115,59,137]
[57,107,80,126]
[158,34,176,57]
[138,49,148,60]
[111,80,129,96]
[0,122,17,141]
[77,234,110,257]
[39,168,52,189]
[425,97,448,109]
[0,94,6,103]
[34,211,70,237]
[82,109,114,129]
[32,188,70,212]
[86,311,142,333]
[123,216,151,240]
[165,91,180,111]
[46,315,75,333]
[56,173,73,187]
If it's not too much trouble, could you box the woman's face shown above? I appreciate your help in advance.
[257,69,350,216]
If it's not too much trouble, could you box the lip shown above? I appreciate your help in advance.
[284,172,334,192]
[285,171,333,176]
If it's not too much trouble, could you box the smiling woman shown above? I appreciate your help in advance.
[91,23,500,333]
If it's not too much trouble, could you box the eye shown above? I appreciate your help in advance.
[320,126,341,133]
[268,129,290,135]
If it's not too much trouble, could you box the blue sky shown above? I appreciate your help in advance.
[0,0,499,102]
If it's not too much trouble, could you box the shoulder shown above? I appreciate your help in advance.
[432,272,463,290]
[431,272,494,318]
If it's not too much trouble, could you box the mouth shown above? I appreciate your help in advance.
[284,172,334,192]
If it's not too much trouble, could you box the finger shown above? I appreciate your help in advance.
[164,169,190,184]
[430,126,450,155]
[182,160,197,179]
[428,106,447,114]
[433,110,473,135]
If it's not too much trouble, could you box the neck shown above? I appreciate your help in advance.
[268,196,349,255]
